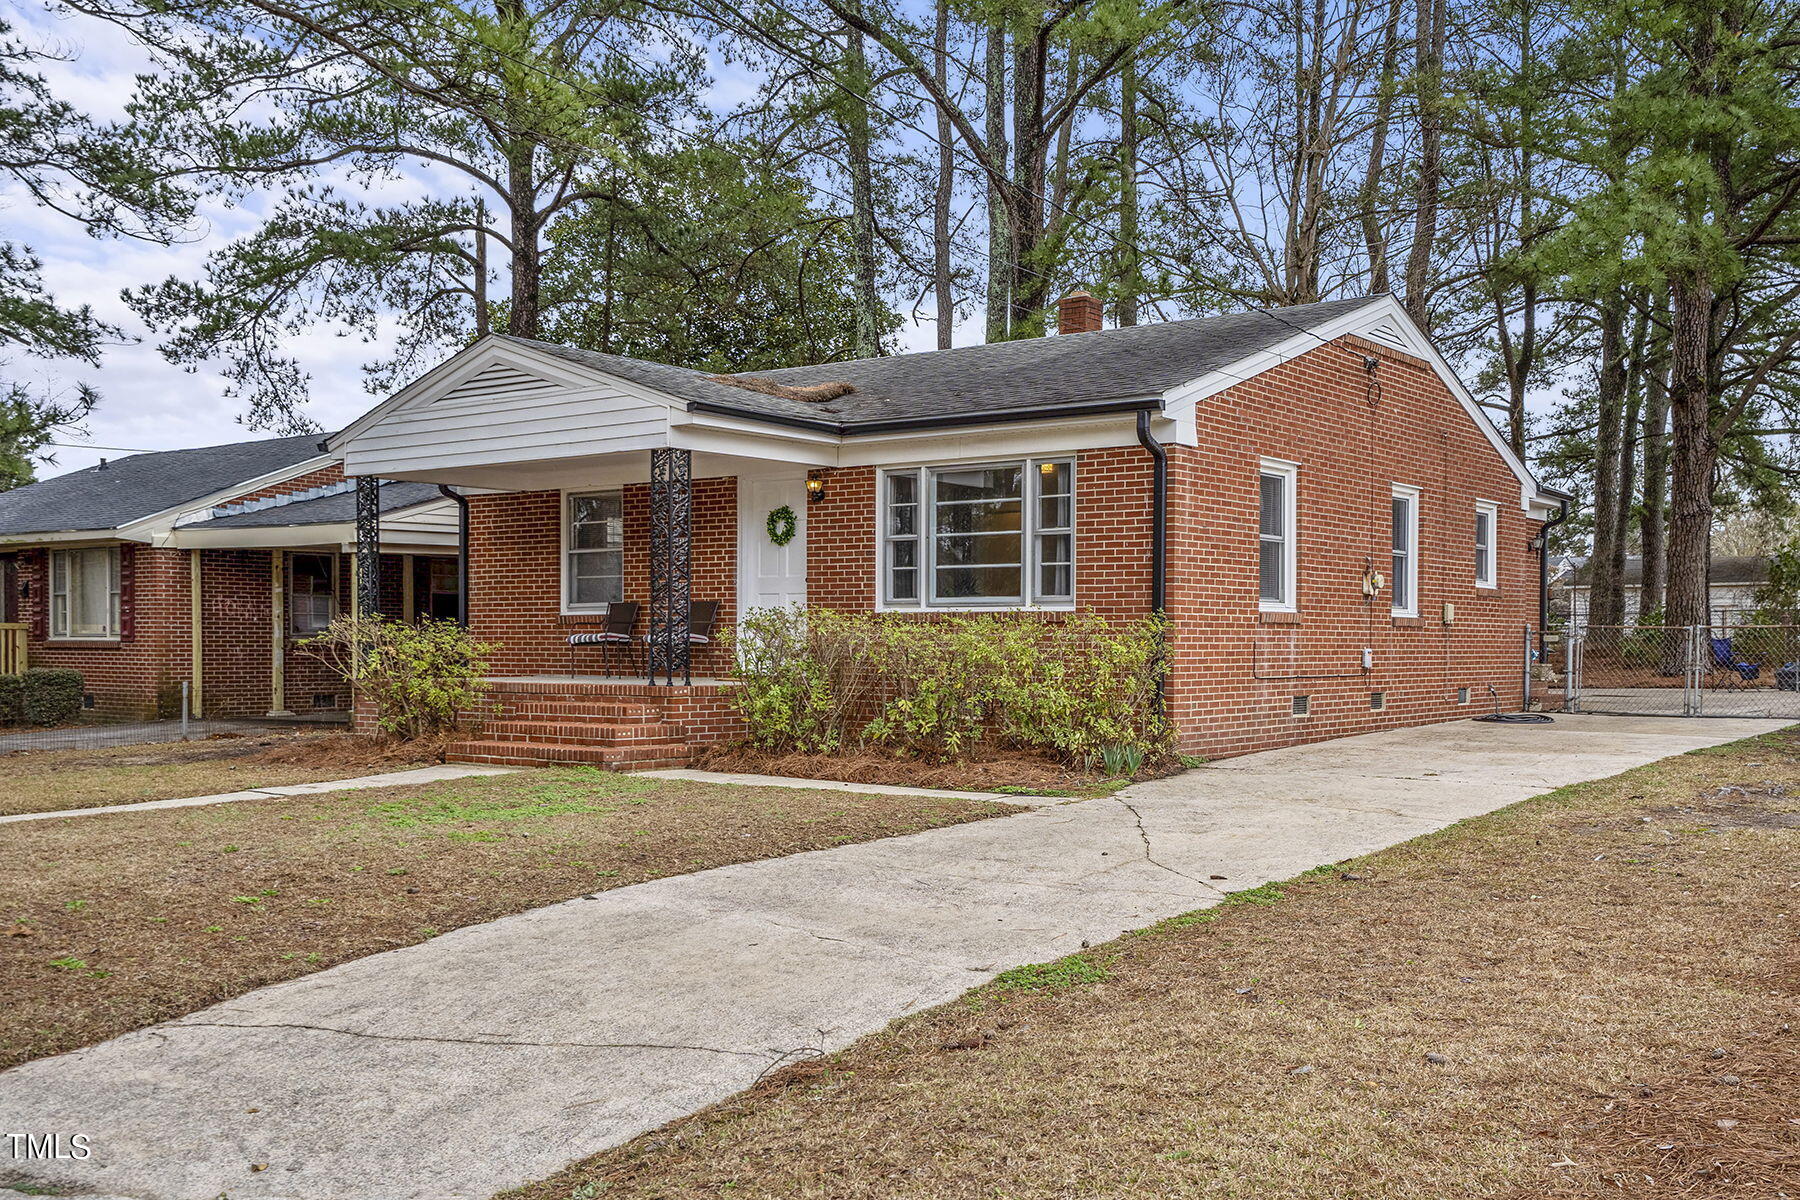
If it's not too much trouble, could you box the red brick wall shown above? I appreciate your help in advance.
[1163,334,1540,757]
[466,478,738,678]
[12,544,192,720]
[220,462,344,508]
[3,544,424,721]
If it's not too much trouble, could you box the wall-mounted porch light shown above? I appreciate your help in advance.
[805,476,826,503]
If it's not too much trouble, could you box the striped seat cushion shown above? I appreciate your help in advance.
[568,631,630,646]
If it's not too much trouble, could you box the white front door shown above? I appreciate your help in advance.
[738,472,808,615]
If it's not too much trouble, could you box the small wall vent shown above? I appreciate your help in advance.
[1291,695,1311,717]
[1370,692,1386,711]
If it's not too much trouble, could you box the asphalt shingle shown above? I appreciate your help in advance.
[507,295,1387,431]
[0,434,325,537]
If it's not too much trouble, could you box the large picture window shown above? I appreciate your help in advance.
[1391,485,1420,617]
[288,553,338,635]
[1258,460,1298,611]
[566,490,624,609]
[881,459,1074,607]
[50,546,120,640]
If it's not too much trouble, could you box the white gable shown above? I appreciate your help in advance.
[1160,294,1557,513]
[336,341,679,479]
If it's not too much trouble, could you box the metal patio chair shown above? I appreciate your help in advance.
[567,601,639,675]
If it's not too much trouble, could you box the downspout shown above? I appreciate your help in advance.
[1136,409,1168,716]
[437,484,471,628]
[1536,496,1570,659]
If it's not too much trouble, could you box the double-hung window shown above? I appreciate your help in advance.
[566,490,625,610]
[50,546,120,640]
[288,553,338,635]
[1391,485,1420,617]
[1258,460,1298,611]
[881,459,1074,607]
[1474,500,1498,588]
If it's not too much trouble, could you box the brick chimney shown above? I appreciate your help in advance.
[1057,289,1102,334]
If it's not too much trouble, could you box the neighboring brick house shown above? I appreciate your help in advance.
[330,292,1568,764]
[0,436,462,721]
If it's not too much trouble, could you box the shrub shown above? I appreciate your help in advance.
[0,668,85,727]
[23,669,84,725]
[728,607,1170,768]
[302,616,494,740]
[727,607,881,752]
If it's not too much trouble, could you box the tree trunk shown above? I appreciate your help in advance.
[506,144,541,339]
[1006,28,1050,335]
[1641,345,1670,617]
[1611,306,1647,617]
[1666,273,1717,632]
[1402,0,1446,328]
[932,0,954,349]
[1589,295,1628,627]
[983,20,1010,343]
[1116,51,1140,327]
[843,29,883,358]
[472,200,490,339]
[1360,0,1403,295]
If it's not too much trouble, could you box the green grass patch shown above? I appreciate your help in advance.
[991,953,1111,994]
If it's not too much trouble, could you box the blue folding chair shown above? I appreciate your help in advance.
[1710,636,1761,687]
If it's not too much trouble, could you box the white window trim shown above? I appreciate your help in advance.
[1257,458,1299,613]
[49,546,122,641]
[1391,484,1421,618]
[286,551,340,637]
[1474,499,1499,589]
[561,488,625,615]
[875,458,1076,612]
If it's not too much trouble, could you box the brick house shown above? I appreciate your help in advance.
[0,435,461,721]
[330,293,1568,765]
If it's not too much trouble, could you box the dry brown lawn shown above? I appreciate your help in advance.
[0,768,1012,1069]
[506,729,1800,1200]
[0,731,436,817]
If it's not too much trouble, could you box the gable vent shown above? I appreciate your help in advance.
[434,361,562,408]
[1363,320,1410,350]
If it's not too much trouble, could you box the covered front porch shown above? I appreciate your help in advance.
[346,445,821,688]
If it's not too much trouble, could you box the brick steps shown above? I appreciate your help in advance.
[445,739,691,769]
[480,719,687,744]
[446,683,691,769]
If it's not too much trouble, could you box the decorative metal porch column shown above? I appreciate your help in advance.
[355,476,382,617]
[647,447,693,685]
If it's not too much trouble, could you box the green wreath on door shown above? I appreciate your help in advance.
[766,505,798,546]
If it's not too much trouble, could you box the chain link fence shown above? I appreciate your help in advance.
[1565,624,1800,718]
[0,680,302,754]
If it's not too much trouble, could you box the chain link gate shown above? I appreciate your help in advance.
[1565,624,1800,718]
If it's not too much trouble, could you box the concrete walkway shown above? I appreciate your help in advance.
[0,714,1786,1200]
[0,764,519,825]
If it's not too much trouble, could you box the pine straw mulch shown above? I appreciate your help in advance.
[0,731,441,817]
[692,742,1179,795]
[0,768,1016,1070]
[503,729,1800,1200]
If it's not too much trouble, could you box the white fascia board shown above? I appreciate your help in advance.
[670,411,840,466]
[327,337,687,460]
[838,413,1152,467]
[0,530,137,547]
[167,500,460,551]
[1160,294,1558,513]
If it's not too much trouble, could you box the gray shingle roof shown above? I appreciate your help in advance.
[0,434,326,537]
[193,480,446,529]
[505,295,1387,432]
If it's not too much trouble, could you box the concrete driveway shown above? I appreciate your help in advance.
[1,713,1786,1200]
